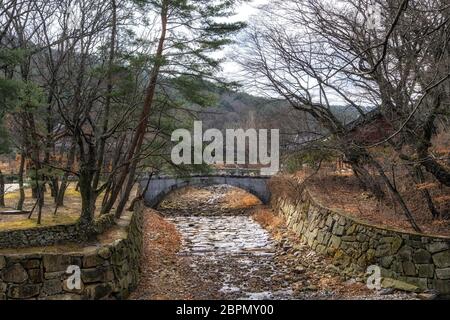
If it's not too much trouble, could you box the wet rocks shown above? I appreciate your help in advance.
[165,212,416,300]
[170,216,275,255]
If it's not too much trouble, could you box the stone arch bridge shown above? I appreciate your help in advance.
[140,174,271,208]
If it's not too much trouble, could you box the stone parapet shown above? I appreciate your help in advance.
[271,188,450,294]
[0,203,143,300]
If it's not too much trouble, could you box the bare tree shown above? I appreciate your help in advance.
[235,0,450,230]
[1,0,246,226]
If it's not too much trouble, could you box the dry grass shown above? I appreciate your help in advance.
[252,207,285,241]
[159,185,261,212]
[225,189,261,209]
[0,183,137,231]
[129,208,192,300]
[252,207,283,231]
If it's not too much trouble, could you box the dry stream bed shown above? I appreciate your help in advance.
[131,185,417,300]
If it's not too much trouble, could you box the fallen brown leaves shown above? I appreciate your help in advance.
[251,207,284,240]
[129,208,192,300]
[287,172,450,237]
[226,191,261,208]
[159,185,261,214]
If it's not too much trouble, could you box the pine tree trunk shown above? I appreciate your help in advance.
[105,2,169,218]
[92,0,117,191]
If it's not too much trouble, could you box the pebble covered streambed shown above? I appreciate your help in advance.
[168,215,294,299]
[132,185,417,300]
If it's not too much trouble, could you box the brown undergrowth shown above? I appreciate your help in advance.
[0,184,138,230]
[251,206,284,240]
[270,171,450,237]
[129,208,193,300]
[159,185,261,214]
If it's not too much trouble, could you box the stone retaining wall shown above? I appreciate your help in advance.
[0,203,143,300]
[271,189,450,294]
[0,213,116,249]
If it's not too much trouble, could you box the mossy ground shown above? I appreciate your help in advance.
[0,183,116,231]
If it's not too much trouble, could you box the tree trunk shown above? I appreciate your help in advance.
[415,102,450,187]
[103,2,169,218]
[388,140,440,219]
[32,183,38,199]
[79,163,97,224]
[100,135,125,215]
[36,184,44,225]
[344,146,385,199]
[414,166,440,219]
[55,139,76,208]
[93,0,117,191]
[350,163,385,199]
[16,153,25,211]
[31,165,44,225]
[50,177,59,200]
[77,130,98,223]
[115,164,137,217]
[368,156,422,232]
[420,158,450,187]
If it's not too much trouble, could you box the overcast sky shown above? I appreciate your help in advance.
[218,0,269,81]
[230,0,269,22]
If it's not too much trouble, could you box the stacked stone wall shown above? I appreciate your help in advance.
[0,213,116,248]
[0,203,143,300]
[271,189,450,294]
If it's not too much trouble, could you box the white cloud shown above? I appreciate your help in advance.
[218,0,270,82]
[229,0,270,22]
